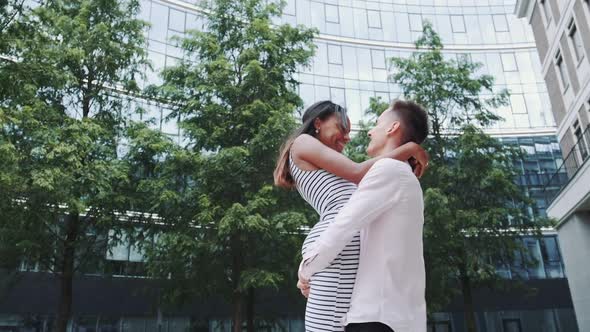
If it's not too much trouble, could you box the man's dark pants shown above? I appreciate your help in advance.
[345,322,394,332]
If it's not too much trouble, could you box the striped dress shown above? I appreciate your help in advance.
[290,156,361,332]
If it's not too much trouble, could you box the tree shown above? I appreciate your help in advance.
[0,1,176,331]
[345,23,544,332]
[0,0,23,38]
[143,0,316,331]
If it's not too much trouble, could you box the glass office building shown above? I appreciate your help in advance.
[0,0,579,331]
[516,0,590,330]
[135,0,569,219]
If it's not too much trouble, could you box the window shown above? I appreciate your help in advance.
[524,238,546,278]
[501,53,518,72]
[330,87,345,105]
[492,14,509,32]
[450,15,466,33]
[510,94,528,114]
[284,0,296,16]
[573,119,589,160]
[409,13,422,32]
[555,50,570,90]
[427,321,452,332]
[106,230,145,263]
[161,107,179,135]
[503,319,523,332]
[325,4,339,23]
[567,19,585,62]
[357,48,373,81]
[168,9,186,32]
[540,0,552,25]
[520,145,536,155]
[540,237,564,278]
[149,2,169,42]
[328,44,342,64]
[367,10,382,28]
[371,49,386,69]
[299,84,315,108]
[511,246,528,278]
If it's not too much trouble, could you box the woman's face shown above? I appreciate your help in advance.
[314,114,351,153]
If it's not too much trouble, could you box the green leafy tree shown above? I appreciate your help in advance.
[0,0,23,39]
[0,1,177,331]
[143,0,316,330]
[345,23,544,332]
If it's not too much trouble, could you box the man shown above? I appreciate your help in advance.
[298,100,429,332]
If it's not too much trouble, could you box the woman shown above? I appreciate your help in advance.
[274,101,427,332]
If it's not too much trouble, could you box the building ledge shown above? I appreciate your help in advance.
[548,159,590,228]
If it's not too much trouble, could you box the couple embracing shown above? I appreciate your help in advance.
[274,100,429,332]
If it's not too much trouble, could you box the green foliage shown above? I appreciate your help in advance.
[390,22,509,161]
[0,0,157,265]
[142,0,316,326]
[0,1,176,330]
[0,0,23,51]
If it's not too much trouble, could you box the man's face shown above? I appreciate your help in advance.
[366,109,400,157]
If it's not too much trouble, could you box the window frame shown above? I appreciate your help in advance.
[492,14,509,32]
[327,44,343,65]
[503,318,523,332]
[409,13,423,32]
[367,10,382,29]
[167,8,186,33]
[554,49,570,92]
[567,17,585,64]
[427,321,453,332]
[283,0,296,16]
[325,4,339,24]
[573,119,589,161]
[501,53,519,72]
[450,15,466,33]
[370,49,386,69]
[539,236,564,278]
[510,94,528,114]
[539,0,553,27]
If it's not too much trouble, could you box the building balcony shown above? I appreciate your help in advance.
[544,125,590,221]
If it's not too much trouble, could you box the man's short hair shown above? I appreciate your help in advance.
[389,100,429,144]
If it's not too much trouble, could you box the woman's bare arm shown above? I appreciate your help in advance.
[291,134,428,184]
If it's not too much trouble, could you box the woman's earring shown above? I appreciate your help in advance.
[315,128,319,134]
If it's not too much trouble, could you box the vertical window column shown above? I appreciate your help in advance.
[540,0,553,27]
[567,18,585,63]
[554,50,570,91]
[572,119,589,161]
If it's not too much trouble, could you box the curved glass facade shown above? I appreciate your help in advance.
[135,0,567,218]
[136,0,556,139]
[281,0,554,133]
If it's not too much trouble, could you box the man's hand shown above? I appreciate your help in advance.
[297,265,310,298]
[404,142,429,178]
[297,278,310,298]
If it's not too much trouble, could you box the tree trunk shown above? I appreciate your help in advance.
[459,269,477,332]
[246,287,254,332]
[231,234,243,332]
[54,213,80,332]
[232,291,243,332]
